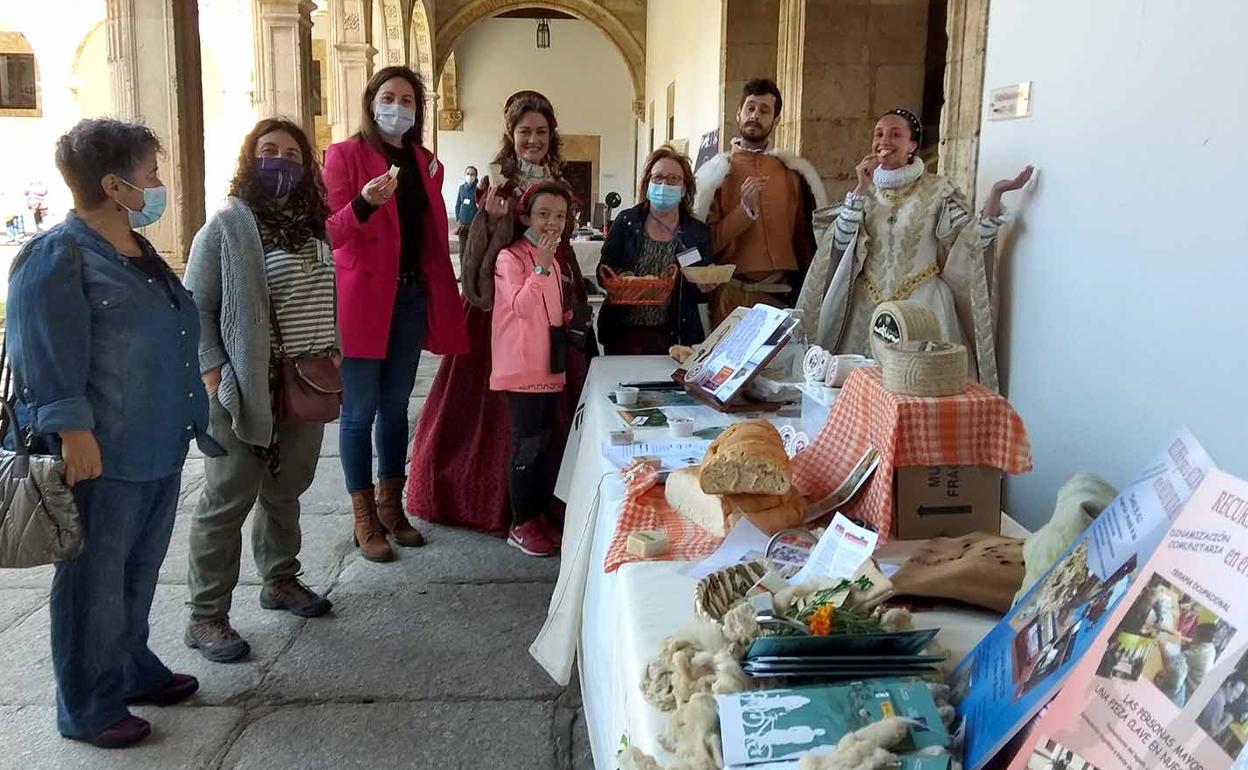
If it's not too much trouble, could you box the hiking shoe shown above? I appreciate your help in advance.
[67,715,151,749]
[125,673,199,706]
[184,617,251,663]
[508,520,556,557]
[260,577,332,618]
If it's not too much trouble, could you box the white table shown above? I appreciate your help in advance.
[530,356,1026,769]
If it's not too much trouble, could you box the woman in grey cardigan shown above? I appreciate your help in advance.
[182,119,337,663]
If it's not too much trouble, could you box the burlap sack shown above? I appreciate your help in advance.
[890,533,1025,613]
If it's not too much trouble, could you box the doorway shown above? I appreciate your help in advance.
[562,160,593,226]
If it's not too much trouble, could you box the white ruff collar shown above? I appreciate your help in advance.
[519,158,550,182]
[873,157,925,189]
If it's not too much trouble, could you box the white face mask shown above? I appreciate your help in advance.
[373,102,416,140]
[465,175,477,184]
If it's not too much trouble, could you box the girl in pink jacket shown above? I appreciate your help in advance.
[490,180,573,556]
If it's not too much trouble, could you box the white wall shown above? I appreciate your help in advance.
[436,18,637,213]
[641,0,723,182]
[977,0,1248,528]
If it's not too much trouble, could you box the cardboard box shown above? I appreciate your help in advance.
[893,465,1002,540]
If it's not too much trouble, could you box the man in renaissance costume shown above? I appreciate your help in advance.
[694,78,828,327]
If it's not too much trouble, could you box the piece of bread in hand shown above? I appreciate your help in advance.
[726,488,805,535]
[669,345,694,364]
[699,420,792,495]
[665,467,732,536]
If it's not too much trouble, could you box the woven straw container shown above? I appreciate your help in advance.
[869,301,943,360]
[879,340,968,397]
[694,560,769,622]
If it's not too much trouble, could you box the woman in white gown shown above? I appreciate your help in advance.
[796,108,1032,390]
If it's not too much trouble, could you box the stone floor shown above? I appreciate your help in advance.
[0,355,594,770]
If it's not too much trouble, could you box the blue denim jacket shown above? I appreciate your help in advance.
[5,213,223,481]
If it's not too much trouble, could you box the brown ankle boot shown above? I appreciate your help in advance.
[350,488,394,562]
[376,476,425,547]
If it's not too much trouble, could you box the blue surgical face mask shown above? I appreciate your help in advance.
[524,227,541,246]
[256,156,305,198]
[373,102,416,140]
[118,178,167,228]
[647,181,682,212]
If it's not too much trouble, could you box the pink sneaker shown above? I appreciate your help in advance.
[508,520,556,557]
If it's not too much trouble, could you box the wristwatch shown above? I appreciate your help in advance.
[533,264,549,276]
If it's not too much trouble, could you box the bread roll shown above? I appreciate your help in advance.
[669,345,694,364]
[726,488,805,535]
[699,421,792,495]
[664,467,732,536]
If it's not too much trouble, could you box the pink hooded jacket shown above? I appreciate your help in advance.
[489,238,567,392]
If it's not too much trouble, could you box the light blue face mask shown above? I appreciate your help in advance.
[647,181,682,212]
[373,102,416,140]
[119,178,167,228]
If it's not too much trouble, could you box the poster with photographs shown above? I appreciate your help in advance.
[1006,468,1248,770]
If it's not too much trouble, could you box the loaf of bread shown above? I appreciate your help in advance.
[699,421,792,496]
[665,467,733,536]
[725,488,805,535]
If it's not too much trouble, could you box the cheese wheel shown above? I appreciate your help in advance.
[869,301,942,360]
[878,340,968,397]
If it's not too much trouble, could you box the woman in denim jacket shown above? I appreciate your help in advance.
[5,119,221,749]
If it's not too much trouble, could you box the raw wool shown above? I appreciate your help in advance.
[879,607,913,632]
[641,618,754,711]
[1014,472,1116,606]
[721,601,761,649]
[656,693,724,770]
[797,717,911,770]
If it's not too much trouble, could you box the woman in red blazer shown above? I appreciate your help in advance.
[323,65,468,563]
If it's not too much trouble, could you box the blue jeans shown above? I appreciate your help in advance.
[50,472,181,738]
[339,282,428,492]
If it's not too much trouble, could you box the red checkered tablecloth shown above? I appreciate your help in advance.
[792,367,1032,541]
[603,465,723,572]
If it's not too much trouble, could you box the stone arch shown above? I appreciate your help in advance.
[372,0,406,68]
[406,0,436,145]
[435,0,644,103]
[71,20,110,118]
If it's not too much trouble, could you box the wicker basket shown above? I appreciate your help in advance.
[878,340,968,397]
[600,264,678,306]
[694,560,769,622]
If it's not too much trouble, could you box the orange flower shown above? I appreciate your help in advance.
[808,605,835,636]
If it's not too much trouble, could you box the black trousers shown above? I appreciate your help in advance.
[506,391,557,524]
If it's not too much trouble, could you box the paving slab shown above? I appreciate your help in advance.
[259,582,562,703]
[0,588,46,634]
[334,522,560,588]
[0,563,53,591]
[573,707,594,770]
[0,704,241,770]
[0,584,310,707]
[221,701,556,770]
[157,512,353,588]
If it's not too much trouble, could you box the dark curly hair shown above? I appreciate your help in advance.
[228,118,329,223]
[493,95,563,182]
[54,119,163,207]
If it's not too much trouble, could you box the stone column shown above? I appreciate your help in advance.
[252,0,317,138]
[775,0,931,199]
[720,0,780,149]
[328,0,374,142]
[106,0,205,268]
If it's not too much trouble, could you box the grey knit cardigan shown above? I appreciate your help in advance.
[183,197,277,447]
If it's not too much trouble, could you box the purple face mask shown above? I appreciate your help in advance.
[256,156,305,198]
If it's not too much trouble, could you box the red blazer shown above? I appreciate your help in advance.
[324,136,469,359]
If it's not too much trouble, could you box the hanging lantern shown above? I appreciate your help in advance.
[536,18,551,49]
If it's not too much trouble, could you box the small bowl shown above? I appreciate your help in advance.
[615,386,640,406]
[669,416,694,437]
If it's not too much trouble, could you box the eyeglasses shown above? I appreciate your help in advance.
[650,174,684,185]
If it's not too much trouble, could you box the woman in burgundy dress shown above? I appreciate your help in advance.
[406,92,596,541]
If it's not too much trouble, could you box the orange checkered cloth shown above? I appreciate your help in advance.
[603,464,723,573]
[792,367,1032,541]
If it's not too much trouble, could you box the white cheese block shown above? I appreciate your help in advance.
[664,467,732,536]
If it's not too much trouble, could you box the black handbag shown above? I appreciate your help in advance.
[0,336,84,568]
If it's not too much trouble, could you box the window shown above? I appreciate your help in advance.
[0,30,39,116]
[665,82,676,142]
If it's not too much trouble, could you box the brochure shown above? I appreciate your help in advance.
[679,304,796,407]
[953,429,1216,770]
[1006,468,1248,770]
[601,439,712,473]
[791,513,879,586]
[717,679,948,767]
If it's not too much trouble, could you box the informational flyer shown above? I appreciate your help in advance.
[791,513,879,586]
[1007,468,1248,770]
[953,429,1216,770]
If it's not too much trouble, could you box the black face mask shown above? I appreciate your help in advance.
[257,157,305,198]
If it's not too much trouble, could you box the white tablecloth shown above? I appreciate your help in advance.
[571,239,605,284]
[529,355,1028,769]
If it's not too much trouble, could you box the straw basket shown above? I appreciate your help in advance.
[878,340,968,397]
[869,301,942,361]
[600,264,678,306]
[693,560,769,622]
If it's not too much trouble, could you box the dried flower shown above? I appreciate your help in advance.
[808,605,835,636]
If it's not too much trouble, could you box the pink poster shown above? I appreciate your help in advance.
[1008,469,1248,770]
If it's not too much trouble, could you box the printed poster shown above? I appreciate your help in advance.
[953,429,1216,770]
[1007,468,1248,770]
